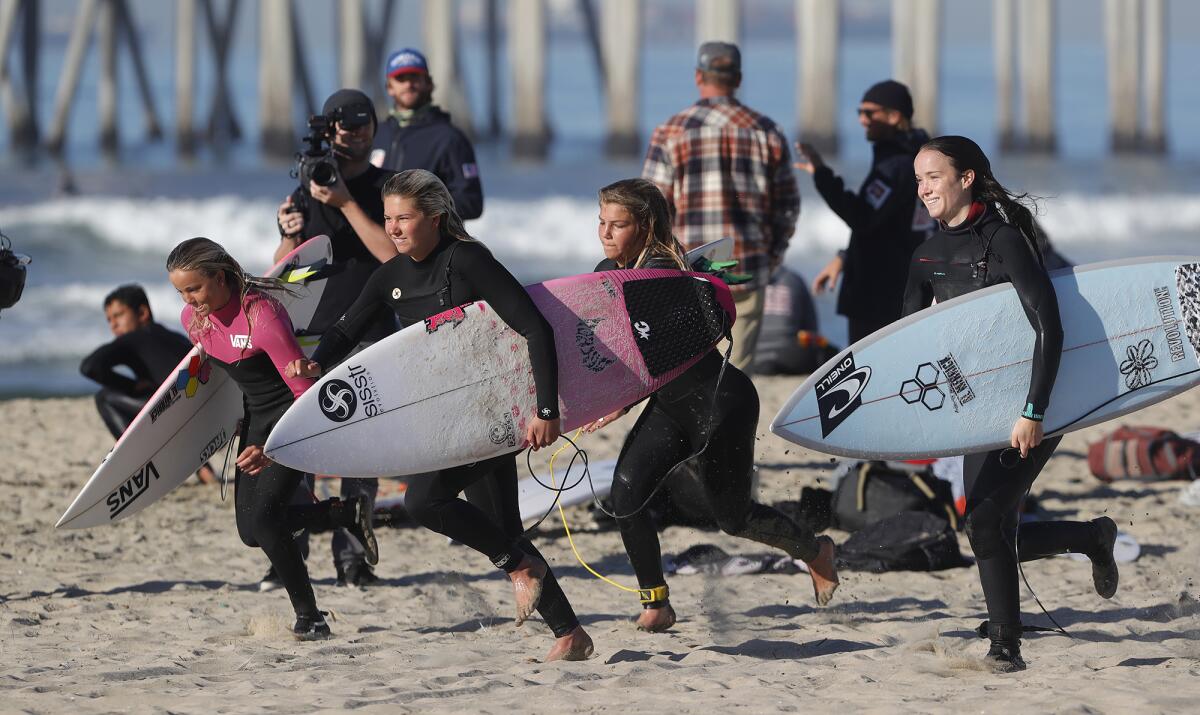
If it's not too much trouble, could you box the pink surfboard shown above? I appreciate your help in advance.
[264,269,736,477]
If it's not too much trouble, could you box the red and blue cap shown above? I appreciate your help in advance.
[386,48,429,78]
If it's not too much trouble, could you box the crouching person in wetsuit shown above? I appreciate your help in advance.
[905,136,1119,672]
[286,169,593,662]
[582,178,839,633]
[81,284,217,483]
[166,238,378,640]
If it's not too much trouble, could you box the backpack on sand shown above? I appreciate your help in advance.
[1087,425,1200,482]
[838,511,970,572]
[832,461,958,532]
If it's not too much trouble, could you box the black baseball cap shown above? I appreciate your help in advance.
[322,88,376,129]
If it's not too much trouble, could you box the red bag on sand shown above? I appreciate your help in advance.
[1087,425,1200,482]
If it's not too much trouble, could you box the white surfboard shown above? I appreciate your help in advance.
[57,236,335,529]
[688,237,733,266]
[771,256,1200,459]
[265,267,735,477]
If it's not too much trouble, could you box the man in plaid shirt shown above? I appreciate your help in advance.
[642,41,800,372]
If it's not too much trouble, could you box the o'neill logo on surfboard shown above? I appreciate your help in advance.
[815,352,872,437]
[319,379,357,422]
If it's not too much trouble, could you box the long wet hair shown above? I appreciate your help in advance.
[165,237,289,347]
[598,178,688,269]
[381,169,475,243]
[920,135,1045,255]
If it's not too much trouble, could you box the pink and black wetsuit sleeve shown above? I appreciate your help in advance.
[182,292,314,441]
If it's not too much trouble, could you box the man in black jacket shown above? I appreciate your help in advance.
[370,47,483,220]
[81,284,217,484]
[274,88,397,589]
[796,80,932,343]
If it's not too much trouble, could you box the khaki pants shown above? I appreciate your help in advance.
[718,286,766,373]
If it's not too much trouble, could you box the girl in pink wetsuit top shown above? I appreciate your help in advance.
[168,237,375,640]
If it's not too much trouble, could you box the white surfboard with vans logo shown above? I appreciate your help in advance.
[57,236,334,529]
[771,256,1200,459]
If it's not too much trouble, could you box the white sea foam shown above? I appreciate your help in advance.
[2,192,1197,373]
[2,192,1198,264]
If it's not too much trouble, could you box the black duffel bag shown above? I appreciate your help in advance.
[832,461,957,532]
[838,511,970,572]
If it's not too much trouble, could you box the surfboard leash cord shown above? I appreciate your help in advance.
[521,322,736,595]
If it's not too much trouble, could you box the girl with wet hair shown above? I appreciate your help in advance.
[167,237,377,640]
[906,136,1119,671]
[585,178,839,632]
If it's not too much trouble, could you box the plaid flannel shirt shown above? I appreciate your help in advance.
[642,96,800,292]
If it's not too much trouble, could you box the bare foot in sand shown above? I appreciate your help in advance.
[544,625,594,661]
[509,555,546,626]
[196,465,218,485]
[807,536,839,606]
[635,603,676,633]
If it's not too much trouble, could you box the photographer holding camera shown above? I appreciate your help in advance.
[272,88,398,590]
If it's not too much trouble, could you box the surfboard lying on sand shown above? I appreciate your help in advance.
[57,236,334,529]
[265,267,736,477]
[771,256,1200,459]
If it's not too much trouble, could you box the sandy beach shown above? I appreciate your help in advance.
[3,375,1200,713]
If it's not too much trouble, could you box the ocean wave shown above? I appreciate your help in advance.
[3,191,1197,368]
[0,282,185,363]
[2,193,1198,266]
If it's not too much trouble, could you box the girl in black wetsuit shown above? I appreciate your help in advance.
[166,238,377,640]
[287,169,593,662]
[583,178,839,633]
[906,136,1119,671]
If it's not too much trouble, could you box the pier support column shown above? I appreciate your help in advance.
[696,0,739,44]
[892,0,939,135]
[1106,0,1140,152]
[425,0,475,137]
[796,0,838,154]
[1016,0,1055,152]
[994,0,1014,149]
[259,0,295,157]
[602,0,640,157]
[176,0,197,152]
[508,0,549,159]
[1141,0,1166,152]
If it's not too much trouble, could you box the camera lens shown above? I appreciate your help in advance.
[311,160,337,187]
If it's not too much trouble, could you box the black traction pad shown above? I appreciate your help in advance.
[1177,263,1200,361]
[623,275,727,377]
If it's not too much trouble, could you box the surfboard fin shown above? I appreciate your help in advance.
[283,258,329,284]
[690,256,753,285]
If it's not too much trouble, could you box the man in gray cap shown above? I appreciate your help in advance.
[642,41,800,372]
[796,79,932,343]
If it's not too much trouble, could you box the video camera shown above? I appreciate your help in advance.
[292,103,374,189]
[0,229,30,317]
[293,114,339,188]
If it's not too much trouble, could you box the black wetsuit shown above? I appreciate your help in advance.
[80,322,191,437]
[903,204,1104,631]
[597,258,822,600]
[311,236,579,637]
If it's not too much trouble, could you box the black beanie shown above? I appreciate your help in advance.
[861,80,913,119]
